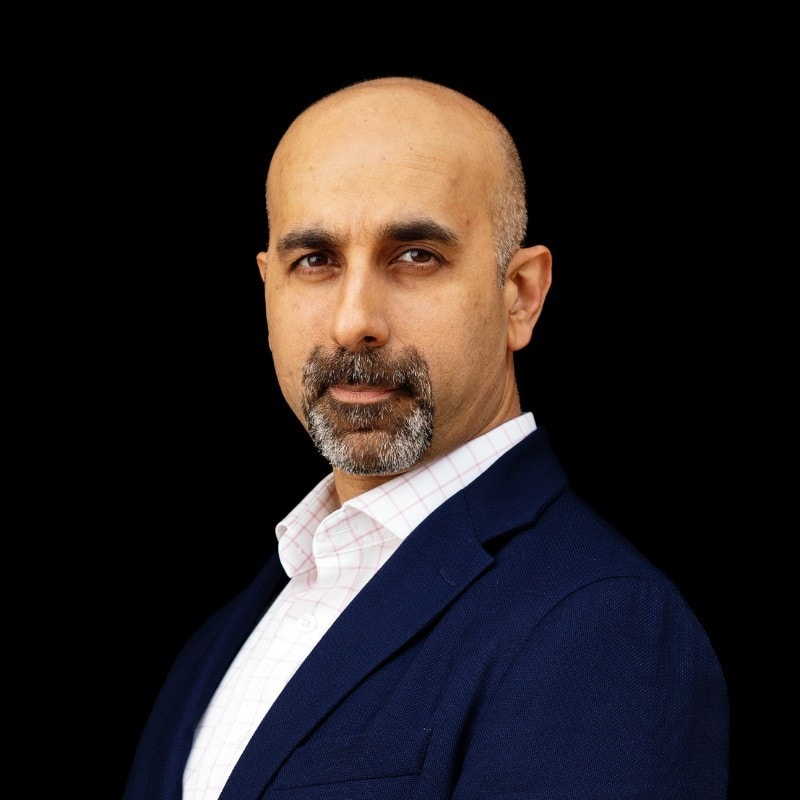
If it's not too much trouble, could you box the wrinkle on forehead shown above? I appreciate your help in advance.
[268,141,496,247]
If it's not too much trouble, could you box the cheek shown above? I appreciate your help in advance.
[266,301,319,414]
[445,289,507,350]
[418,299,506,386]
[267,288,320,354]
[269,344,303,415]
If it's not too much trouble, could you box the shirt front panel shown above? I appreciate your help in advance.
[183,502,398,800]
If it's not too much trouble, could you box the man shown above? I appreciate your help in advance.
[123,77,729,799]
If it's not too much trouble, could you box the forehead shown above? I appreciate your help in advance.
[267,89,499,240]
[275,149,480,232]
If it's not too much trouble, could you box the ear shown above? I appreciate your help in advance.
[504,244,552,352]
[256,251,269,283]
[255,251,274,351]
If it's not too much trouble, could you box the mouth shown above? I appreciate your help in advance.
[327,384,401,404]
[301,345,432,422]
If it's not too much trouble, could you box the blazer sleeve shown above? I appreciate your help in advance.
[451,575,729,800]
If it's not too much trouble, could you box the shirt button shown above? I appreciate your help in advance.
[298,613,317,632]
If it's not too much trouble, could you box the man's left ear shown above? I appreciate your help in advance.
[504,244,553,352]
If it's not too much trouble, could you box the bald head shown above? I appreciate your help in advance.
[266,77,527,284]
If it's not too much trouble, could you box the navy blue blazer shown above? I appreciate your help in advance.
[123,429,729,799]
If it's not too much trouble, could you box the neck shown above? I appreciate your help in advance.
[331,469,402,506]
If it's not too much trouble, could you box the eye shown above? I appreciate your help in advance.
[395,248,441,270]
[292,252,339,278]
[296,253,332,269]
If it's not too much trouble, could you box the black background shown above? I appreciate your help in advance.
[87,54,755,798]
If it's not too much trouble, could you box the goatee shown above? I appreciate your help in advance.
[301,346,434,475]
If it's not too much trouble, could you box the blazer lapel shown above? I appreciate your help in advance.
[160,555,289,794]
[219,490,492,800]
[219,429,567,800]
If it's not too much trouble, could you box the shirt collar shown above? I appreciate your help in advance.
[276,413,535,548]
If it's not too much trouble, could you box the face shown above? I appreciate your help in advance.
[258,88,520,478]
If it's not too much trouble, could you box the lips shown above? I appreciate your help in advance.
[327,384,400,403]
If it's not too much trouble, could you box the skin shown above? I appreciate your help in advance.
[257,77,552,504]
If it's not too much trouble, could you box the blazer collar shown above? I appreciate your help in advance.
[219,428,567,800]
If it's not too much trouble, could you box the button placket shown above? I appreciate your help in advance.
[297,612,317,632]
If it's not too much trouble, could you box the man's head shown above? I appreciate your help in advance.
[257,77,552,495]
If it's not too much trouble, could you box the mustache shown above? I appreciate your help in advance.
[301,346,432,403]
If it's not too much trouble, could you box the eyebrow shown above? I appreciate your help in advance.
[275,228,335,258]
[275,217,461,259]
[381,219,460,246]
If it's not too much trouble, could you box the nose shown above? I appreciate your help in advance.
[330,266,390,350]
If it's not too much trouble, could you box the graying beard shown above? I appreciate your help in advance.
[301,346,434,475]
[307,404,433,475]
